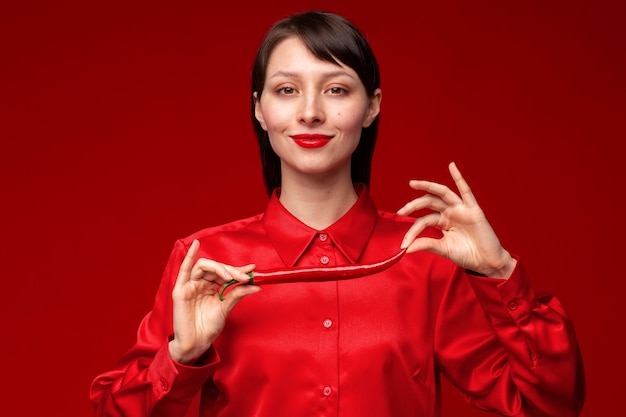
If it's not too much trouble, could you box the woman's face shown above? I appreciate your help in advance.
[254,36,381,184]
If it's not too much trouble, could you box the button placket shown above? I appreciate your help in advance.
[309,231,335,268]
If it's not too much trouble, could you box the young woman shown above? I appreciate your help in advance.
[90,11,584,417]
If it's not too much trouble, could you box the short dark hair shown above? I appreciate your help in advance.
[251,10,381,195]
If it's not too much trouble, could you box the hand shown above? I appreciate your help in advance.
[397,162,517,278]
[168,240,261,364]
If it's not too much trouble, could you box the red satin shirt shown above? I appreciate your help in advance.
[90,185,584,416]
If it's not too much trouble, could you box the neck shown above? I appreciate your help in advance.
[279,168,358,230]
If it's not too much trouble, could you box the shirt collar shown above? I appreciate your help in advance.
[262,184,378,266]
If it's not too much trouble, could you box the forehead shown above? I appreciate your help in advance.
[266,37,356,79]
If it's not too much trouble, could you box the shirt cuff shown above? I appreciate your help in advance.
[465,256,538,322]
[149,341,220,401]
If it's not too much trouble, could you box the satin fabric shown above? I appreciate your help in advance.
[90,185,584,416]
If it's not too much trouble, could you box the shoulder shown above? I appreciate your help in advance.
[157,213,268,282]
[179,213,266,248]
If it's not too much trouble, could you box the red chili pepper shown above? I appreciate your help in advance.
[219,248,406,301]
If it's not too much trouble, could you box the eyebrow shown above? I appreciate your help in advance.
[268,69,356,80]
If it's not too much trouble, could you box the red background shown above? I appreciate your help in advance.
[1,0,624,415]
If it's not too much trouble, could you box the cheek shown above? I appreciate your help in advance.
[335,105,369,133]
[261,104,289,151]
[260,103,290,132]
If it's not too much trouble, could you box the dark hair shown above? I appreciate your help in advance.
[251,10,381,195]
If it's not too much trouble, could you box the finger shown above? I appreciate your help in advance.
[224,263,257,283]
[175,239,200,286]
[396,194,447,217]
[407,179,462,207]
[190,258,235,283]
[221,283,262,308]
[448,162,478,205]
[216,263,258,302]
[404,236,445,254]
[220,285,262,316]
[400,212,440,249]
[236,263,257,275]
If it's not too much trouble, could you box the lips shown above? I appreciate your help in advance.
[291,133,333,149]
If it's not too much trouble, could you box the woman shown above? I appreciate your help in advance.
[90,10,584,417]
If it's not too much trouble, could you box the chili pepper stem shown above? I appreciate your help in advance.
[219,277,253,301]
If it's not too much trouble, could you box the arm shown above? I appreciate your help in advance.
[89,239,260,417]
[398,163,585,416]
[435,261,584,416]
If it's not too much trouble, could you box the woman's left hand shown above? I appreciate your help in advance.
[397,162,517,279]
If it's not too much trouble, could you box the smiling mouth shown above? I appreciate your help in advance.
[291,134,333,149]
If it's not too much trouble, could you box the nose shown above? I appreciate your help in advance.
[298,93,325,125]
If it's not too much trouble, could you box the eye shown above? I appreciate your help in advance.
[276,86,297,95]
[327,86,348,95]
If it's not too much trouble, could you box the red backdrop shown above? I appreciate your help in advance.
[1,0,624,415]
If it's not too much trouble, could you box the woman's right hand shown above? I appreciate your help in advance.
[168,239,261,364]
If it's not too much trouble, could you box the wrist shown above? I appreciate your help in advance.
[168,339,208,365]
[482,254,517,279]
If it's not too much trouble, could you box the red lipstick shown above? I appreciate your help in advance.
[291,134,333,149]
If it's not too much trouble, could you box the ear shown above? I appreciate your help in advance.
[362,88,382,128]
[253,92,268,131]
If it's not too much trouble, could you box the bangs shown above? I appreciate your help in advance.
[289,12,378,94]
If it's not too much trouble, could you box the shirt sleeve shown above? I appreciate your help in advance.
[434,257,585,416]
[89,239,219,417]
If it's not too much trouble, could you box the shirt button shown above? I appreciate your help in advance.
[320,255,330,265]
[319,233,328,242]
[508,300,520,310]
[323,386,332,396]
[160,378,169,391]
[323,319,333,329]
